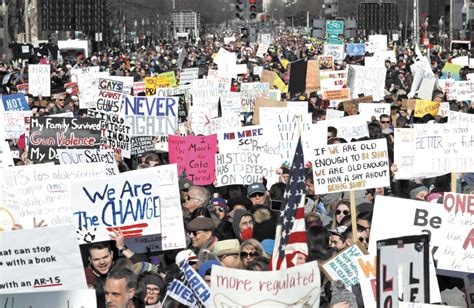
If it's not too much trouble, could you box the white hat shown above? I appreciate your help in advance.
[175,249,197,265]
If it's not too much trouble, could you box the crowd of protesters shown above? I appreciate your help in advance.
[2,27,473,308]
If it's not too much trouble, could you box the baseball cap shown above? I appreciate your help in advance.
[175,249,197,265]
[179,178,193,191]
[247,182,266,196]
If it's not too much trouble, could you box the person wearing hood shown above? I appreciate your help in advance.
[232,209,254,243]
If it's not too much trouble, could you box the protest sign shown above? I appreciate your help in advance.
[28,117,101,163]
[355,255,377,308]
[288,59,307,95]
[358,103,391,122]
[256,42,269,58]
[312,139,390,194]
[342,96,374,115]
[57,149,119,175]
[454,80,474,101]
[322,88,351,101]
[402,99,417,111]
[220,91,242,118]
[252,97,287,125]
[320,114,370,142]
[95,77,124,113]
[321,243,366,289]
[413,123,474,173]
[326,109,344,120]
[393,128,445,180]
[346,43,366,56]
[156,71,178,88]
[1,110,31,139]
[180,261,211,306]
[364,56,385,68]
[319,70,348,91]
[323,44,345,61]
[122,95,178,137]
[188,106,212,136]
[211,260,321,307]
[417,78,437,101]
[166,279,198,306]
[414,100,440,118]
[305,59,320,92]
[268,89,281,101]
[441,63,462,81]
[88,109,131,157]
[437,102,450,117]
[207,69,232,95]
[28,64,50,96]
[133,81,145,95]
[366,35,387,53]
[130,136,155,157]
[449,110,474,123]
[179,68,199,85]
[16,83,28,94]
[1,93,29,111]
[369,195,473,273]
[70,66,100,83]
[0,289,97,307]
[71,164,186,250]
[441,79,457,101]
[145,77,158,96]
[191,78,220,117]
[319,55,334,70]
[77,72,109,109]
[0,225,86,294]
[241,82,270,110]
[348,65,386,101]
[0,141,14,168]
[210,116,241,134]
[376,235,430,307]
[168,135,217,185]
[399,304,463,308]
[215,151,274,186]
[1,163,111,228]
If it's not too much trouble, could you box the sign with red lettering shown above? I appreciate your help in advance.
[211,260,321,307]
[168,134,217,185]
[28,117,101,163]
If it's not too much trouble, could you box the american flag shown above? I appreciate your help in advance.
[271,138,308,270]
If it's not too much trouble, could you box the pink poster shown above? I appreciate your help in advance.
[168,134,217,185]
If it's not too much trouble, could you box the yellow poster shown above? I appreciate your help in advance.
[414,100,440,117]
[156,71,177,88]
[145,77,158,96]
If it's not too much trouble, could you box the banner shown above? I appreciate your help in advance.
[57,149,119,175]
[376,235,430,307]
[348,65,386,101]
[71,164,186,250]
[321,243,366,289]
[95,77,124,113]
[0,225,86,294]
[211,260,321,307]
[0,289,96,307]
[28,64,50,96]
[413,123,474,173]
[130,136,155,157]
[122,95,178,137]
[1,93,29,111]
[312,139,390,194]
[1,163,111,228]
[414,100,440,118]
[369,195,473,273]
[28,117,101,163]
[168,134,217,185]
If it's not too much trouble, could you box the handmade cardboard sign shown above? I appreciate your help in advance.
[57,149,119,175]
[95,77,125,113]
[211,260,321,307]
[1,93,29,111]
[0,225,87,294]
[0,289,97,307]
[28,117,101,163]
[1,110,31,139]
[348,65,386,101]
[414,100,440,118]
[312,139,390,194]
[28,64,50,96]
[168,134,217,185]
[71,164,186,251]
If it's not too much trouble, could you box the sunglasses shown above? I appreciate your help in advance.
[189,230,205,237]
[359,237,370,244]
[241,251,259,258]
[336,210,350,215]
[250,192,264,198]
[380,121,390,124]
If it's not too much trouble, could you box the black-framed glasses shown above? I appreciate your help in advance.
[336,210,349,215]
[380,121,390,124]
[189,230,205,237]
[241,251,259,258]
[359,237,370,244]
[146,287,160,293]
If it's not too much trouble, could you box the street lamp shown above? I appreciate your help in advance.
[399,21,403,42]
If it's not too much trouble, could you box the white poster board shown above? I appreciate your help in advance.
[57,149,119,175]
[0,225,86,294]
[348,65,386,101]
[28,65,50,96]
[0,289,96,307]
[358,103,390,122]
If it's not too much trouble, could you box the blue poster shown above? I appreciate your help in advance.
[2,93,30,111]
[346,43,366,56]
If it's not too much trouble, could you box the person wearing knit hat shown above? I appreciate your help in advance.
[409,184,429,200]
[330,280,358,307]
[131,262,158,275]
[139,272,164,306]
[209,197,228,220]
[226,196,253,212]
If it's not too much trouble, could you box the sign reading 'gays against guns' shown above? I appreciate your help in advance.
[312,139,390,194]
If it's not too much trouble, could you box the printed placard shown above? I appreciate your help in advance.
[28,118,101,163]
[0,225,87,294]
[28,64,50,96]
[321,243,367,289]
[211,260,321,307]
[312,139,390,194]
[122,95,178,137]
[413,123,474,173]
[1,163,111,228]
[57,149,119,175]
[71,164,186,251]
[130,136,155,157]
[322,88,351,101]
[168,134,217,185]
[1,93,29,111]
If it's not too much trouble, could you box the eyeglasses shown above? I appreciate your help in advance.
[336,210,350,215]
[146,287,160,293]
[241,251,259,258]
[189,230,205,237]
[249,192,264,198]
[380,121,390,124]
[185,195,201,202]
[359,237,370,244]
[216,207,225,213]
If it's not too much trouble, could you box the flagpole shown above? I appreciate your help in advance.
[350,191,358,243]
